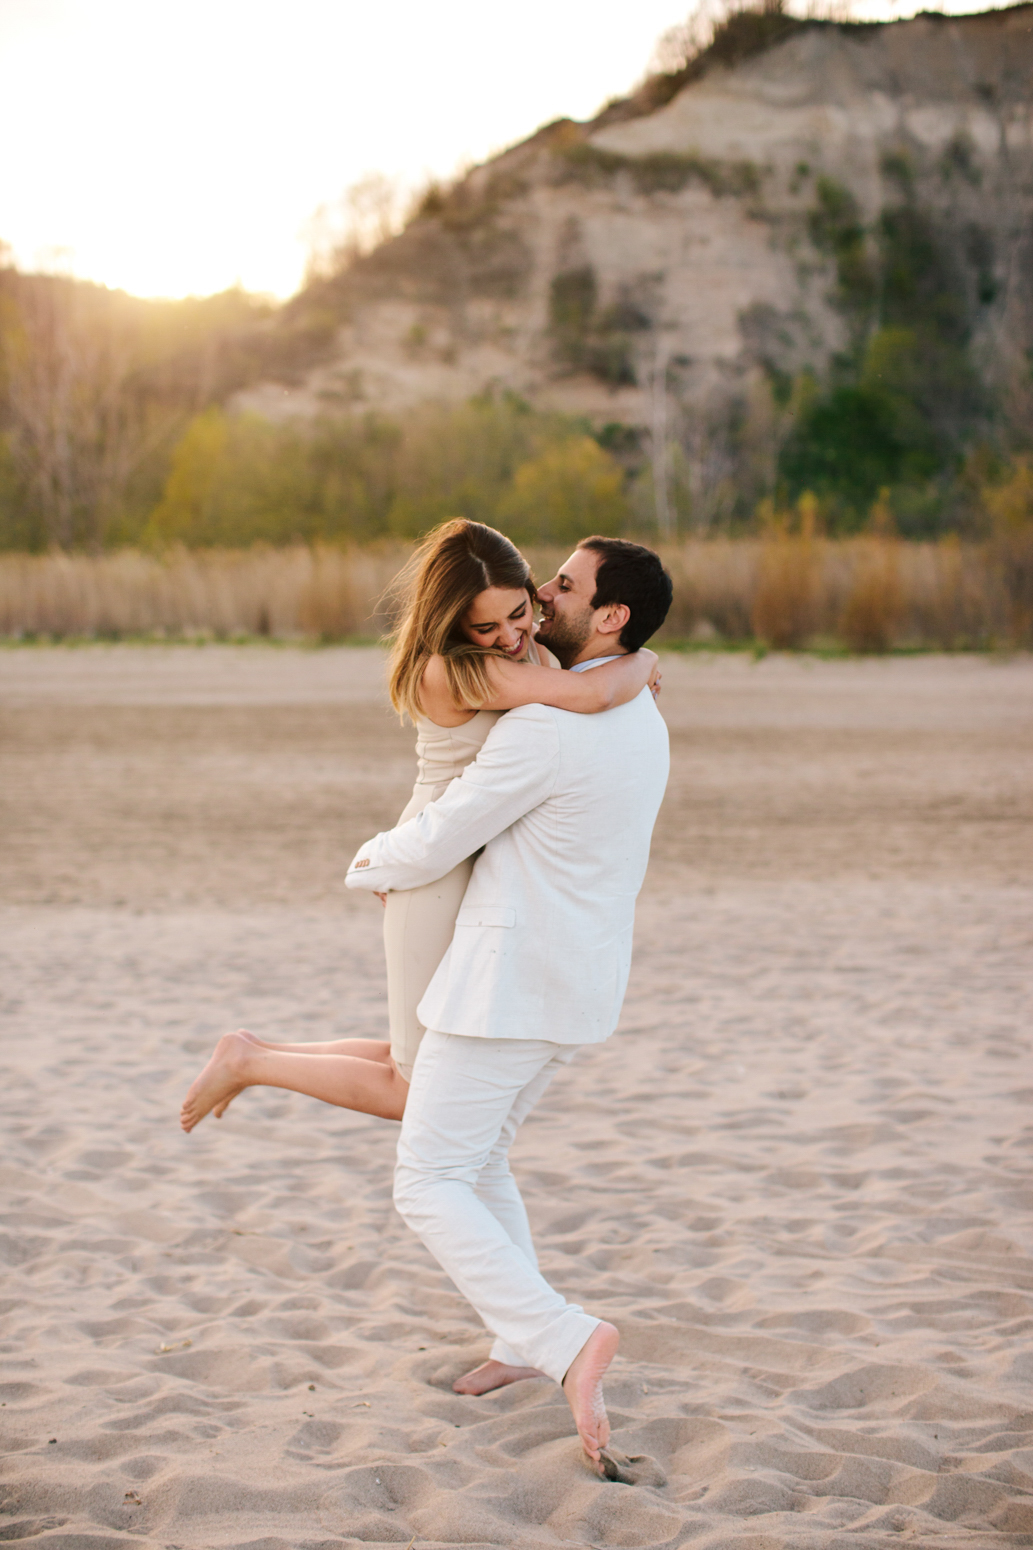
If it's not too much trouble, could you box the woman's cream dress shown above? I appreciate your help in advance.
[383,710,501,1078]
[383,644,558,1079]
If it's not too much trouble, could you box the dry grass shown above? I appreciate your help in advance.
[0,546,408,643]
[0,537,1027,650]
[663,535,1027,649]
[750,535,818,649]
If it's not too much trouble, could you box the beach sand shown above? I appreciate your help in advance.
[1,645,1031,1549]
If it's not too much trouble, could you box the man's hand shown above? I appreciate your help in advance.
[647,655,662,701]
[374,891,388,908]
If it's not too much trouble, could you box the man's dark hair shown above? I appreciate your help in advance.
[577,536,673,651]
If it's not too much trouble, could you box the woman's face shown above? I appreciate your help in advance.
[459,586,533,659]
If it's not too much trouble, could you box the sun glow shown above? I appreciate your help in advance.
[0,0,690,299]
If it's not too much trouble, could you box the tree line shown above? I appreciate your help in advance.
[0,253,1030,553]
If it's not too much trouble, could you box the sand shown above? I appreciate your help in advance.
[1,644,1031,1550]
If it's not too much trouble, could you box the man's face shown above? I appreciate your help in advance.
[535,547,601,667]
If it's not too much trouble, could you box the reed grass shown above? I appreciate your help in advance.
[0,537,1027,650]
[663,536,1026,649]
[0,546,407,643]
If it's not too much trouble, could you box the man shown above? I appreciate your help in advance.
[345,536,672,1470]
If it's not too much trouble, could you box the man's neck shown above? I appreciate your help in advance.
[569,641,629,669]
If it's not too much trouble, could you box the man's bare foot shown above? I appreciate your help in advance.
[180,1030,254,1133]
[562,1322,619,1471]
[452,1360,546,1395]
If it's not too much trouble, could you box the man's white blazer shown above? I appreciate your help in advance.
[346,684,669,1043]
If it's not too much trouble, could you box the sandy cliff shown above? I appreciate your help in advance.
[236,4,1033,460]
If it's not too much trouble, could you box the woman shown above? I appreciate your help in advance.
[180,520,658,1133]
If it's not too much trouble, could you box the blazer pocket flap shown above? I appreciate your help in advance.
[456,905,516,929]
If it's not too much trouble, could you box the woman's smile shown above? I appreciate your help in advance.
[503,631,529,658]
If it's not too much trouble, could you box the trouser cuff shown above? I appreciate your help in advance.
[489,1338,531,1368]
[516,1309,601,1386]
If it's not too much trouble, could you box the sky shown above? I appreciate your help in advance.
[0,0,996,302]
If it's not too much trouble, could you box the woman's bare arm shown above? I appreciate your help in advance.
[416,646,660,723]
[479,649,659,713]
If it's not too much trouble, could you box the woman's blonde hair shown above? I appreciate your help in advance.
[386,519,535,721]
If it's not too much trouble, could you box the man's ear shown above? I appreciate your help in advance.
[596,602,631,638]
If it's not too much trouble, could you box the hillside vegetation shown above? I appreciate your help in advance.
[1,3,1032,559]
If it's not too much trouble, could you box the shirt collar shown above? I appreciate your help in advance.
[570,654,624,673]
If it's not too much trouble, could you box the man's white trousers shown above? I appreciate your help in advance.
[393,1029,599,1386]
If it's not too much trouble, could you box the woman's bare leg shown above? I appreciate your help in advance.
[234,1031,393,1061]
[209,1032,393,1119]
[181,1030,407,1133]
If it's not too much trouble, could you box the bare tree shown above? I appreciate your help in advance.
[650,333,675,538]
[2,275,140,548]
[649,1,726,74]
[649,0,857,80]
[302,173,405,282]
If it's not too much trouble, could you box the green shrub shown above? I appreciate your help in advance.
[146,410,317,547]
[778,385,903,520]
[500,437,627,545]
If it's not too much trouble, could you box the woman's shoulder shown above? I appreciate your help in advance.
[418,653,447,696]
[416,654,477,728]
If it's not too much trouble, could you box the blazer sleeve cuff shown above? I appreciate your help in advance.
[345,839,384,889]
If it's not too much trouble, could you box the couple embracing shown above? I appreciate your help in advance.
[182,520,672,1470]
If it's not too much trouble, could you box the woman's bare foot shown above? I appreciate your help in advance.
[562,1322,619,1471]
[181,1030,254,1133]
[209,1029,265,1117]
[452,1360,546,1395]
